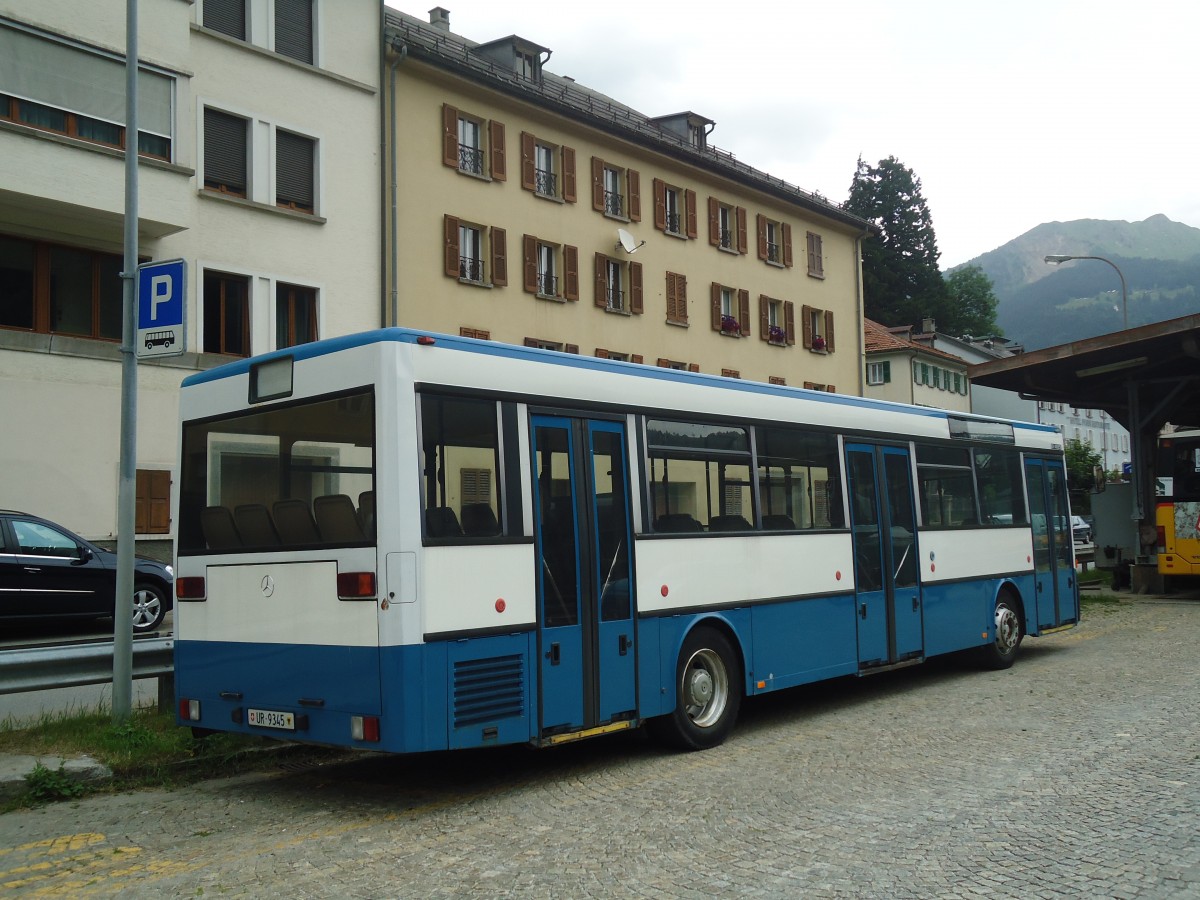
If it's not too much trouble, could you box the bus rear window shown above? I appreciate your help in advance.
[178,389,375,553]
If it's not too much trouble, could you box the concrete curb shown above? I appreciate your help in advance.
[0,754,113,805]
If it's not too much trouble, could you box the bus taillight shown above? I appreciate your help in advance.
[1157,525,1167,553]
[337,571,376,599]
[177,577,206,600]
[351,715,380,742]
[179,699,201,721]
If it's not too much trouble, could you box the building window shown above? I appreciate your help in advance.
[0,234,123,341]
[708,198,747,253]
[595,348,643,363]
[276,282,317,348]
[204,108,248,197]
[867,361,891,385]
[769,376,787,386]
[459,327,491,340]
[802,305,835,352]
[274,0,314,64]
[721,368,741,379]
[804,382,837,393]
[591,157,641,221]
[203,0,247,39]
[711,284,749,337]
[594,253,643,314]
[522,235,578,300]
[136,469,171,535]
[442,104,505,181]
[656,358,699,372]
[444,215,506,287]
[524,337,579,353]
[654,180,696,238]
[806,231,824,278]
[203,270,250,356]
[756,215,792,267]
[759,295,795,346]
[275,129,315,213]
[666,272,688,325]
[520,133,576,201]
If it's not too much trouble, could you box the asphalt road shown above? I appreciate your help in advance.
[1,596,1198,898]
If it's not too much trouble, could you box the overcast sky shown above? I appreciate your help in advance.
[386,0,1200,268]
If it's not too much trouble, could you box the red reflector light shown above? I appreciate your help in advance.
[179,699,200,721]
[417,336,436,345]
[177,577,206,599]
[337,571,376,598]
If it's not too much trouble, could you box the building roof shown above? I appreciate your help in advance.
[383,8,874,233]
[864,319,965,365]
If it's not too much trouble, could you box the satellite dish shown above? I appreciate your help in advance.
[615,228,645,254]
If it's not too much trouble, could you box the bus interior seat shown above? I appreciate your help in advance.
[461,503,500,536]
[201,506,242,550]
[762,514,796,530]
[314,494,366,542]
[426,506,463,538]
[357,490,375,537]
[273,499,321,544]
[709,514,753,532]
[654,513,703,533]
[234,504,280,546]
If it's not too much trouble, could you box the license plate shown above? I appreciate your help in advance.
[247,708,295,730]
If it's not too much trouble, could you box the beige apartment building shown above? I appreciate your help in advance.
[383,7,871,391]
[0,0,381,544]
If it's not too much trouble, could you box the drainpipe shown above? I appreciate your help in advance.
[381,32,408,327]
[854,227,872,397]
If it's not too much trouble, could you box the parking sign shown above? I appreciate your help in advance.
[137,258,186,359]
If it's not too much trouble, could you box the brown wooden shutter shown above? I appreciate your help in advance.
[594,252,607,308]
[807,231,818,274]
[657,358,670,368]
[628,169,641,222]
[565,344,579,354]
[687,363,700,373]
[490,227,507,286]
[595,348,610,358]
[524,338,540,347]
[785,301,796,345]
[801,304,814,348]
[520,132,535,191]
[562,147,577,202]
[756,214,767,260]
[824,310,836,352]
[782,222,793,268]
[591,157,604,210]
[708,197,719,246]
[738,289,750,337]
[631,354,644,364]
[737,207,748,254]
[488,120,506,180]
[710,282,721,331]
[685,189,697,239]
[826,385,836,393]
[523,235,537,293]
[630,261,643,314]
[136,469,171,534]
[442,104,458,167]
[564,245,579,300]
[758,294,769,341]
[443,215,460,277]
[653,178,666,231]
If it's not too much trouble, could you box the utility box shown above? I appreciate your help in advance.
[1092,482,1137,571]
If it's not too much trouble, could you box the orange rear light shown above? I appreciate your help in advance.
[337,571,376,599]
[177,576,206,600]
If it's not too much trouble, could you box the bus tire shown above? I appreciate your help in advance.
[650,626,741,751]
[976,594,1023,670]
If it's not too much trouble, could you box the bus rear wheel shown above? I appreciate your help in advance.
[976,595,1023,670]
[650,626,741,751]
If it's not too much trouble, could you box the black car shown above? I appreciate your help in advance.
[0,510,173,632]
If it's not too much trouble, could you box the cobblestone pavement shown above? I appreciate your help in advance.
[2,597,1198,898]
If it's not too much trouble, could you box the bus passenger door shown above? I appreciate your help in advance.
[1024,458,1076,630]
[846,444,923,669]
[530,416,636,738]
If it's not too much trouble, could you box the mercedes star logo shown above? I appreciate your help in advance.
[261,575,275,597]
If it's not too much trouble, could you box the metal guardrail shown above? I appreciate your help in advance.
[0,638,174,709]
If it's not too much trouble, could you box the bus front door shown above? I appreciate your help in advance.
[531,416,637,739]
[1024,458,1077,630]
[846,444,923,669]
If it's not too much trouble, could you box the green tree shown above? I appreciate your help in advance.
[844,155,948,329]
[1064,438,1103,492]
[942,264,1001,337]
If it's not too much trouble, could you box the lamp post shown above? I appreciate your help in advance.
[1044,254,1129,331]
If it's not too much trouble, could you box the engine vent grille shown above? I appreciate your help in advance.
[453,654,525,727]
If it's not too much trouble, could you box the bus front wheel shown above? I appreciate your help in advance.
[976,594,1023,670]
[650,626,741,751]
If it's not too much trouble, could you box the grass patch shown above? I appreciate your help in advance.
[1078,567,1113,587]
[1,707,343,811]
[1081,591,1123,609]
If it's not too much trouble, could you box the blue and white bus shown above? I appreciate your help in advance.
[174,328,1079,753]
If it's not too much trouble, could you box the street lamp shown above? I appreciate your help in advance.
[1044,254,1129,331]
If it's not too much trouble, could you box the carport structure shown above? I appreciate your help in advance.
[969,314,1200,573]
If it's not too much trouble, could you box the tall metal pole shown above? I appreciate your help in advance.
[114,0,140,722]
[1043,254,1129,330]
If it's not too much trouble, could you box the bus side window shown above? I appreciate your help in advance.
[420,393,504,541]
